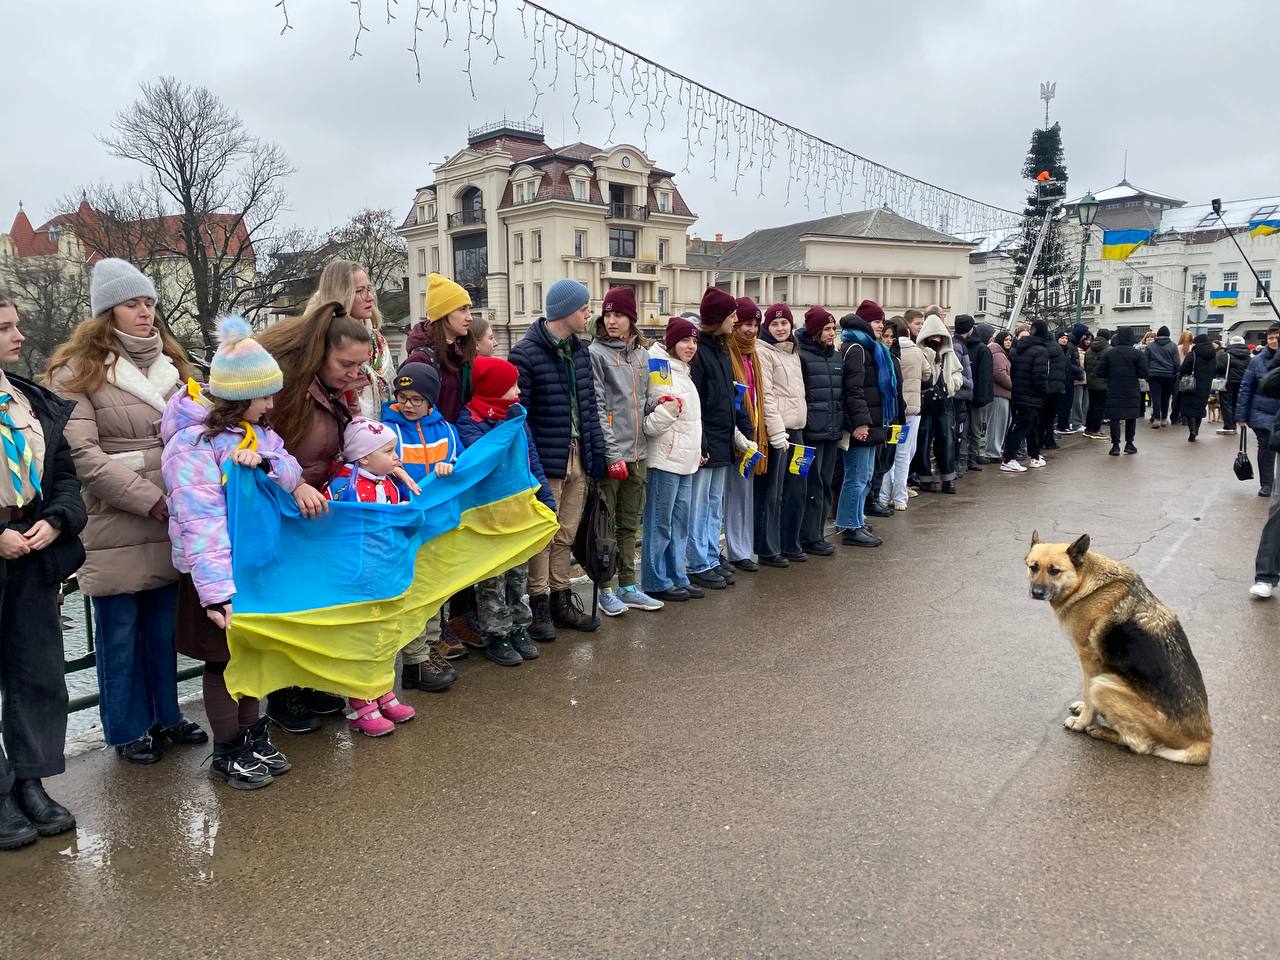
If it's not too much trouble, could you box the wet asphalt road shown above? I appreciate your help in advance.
[2,425,1278,960]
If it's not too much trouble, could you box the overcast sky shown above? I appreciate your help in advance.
[4,0,1275,243]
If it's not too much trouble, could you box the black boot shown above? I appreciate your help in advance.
[402,656,457,692]
[208,730,273,790]
[551,589,600,632]
[265,687,321,735]
[159,717,209,746]
[246,717,292,776]
[529,593,556,641]
[115,729,163,764]
[1108,445,1121,456]
[483,633,524,666]
[1124,442,1138,455]
[0,792,37,850]
[13,780,75,837]
[941,481,957,494]
[508,627,539,661]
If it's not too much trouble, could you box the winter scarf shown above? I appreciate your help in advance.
[841,325,899,426]
[729,328,768,474]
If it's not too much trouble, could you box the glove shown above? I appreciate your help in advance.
[769,433,788,450]
[607,460,629,480]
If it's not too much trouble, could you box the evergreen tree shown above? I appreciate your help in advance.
[1010,122,1073,327]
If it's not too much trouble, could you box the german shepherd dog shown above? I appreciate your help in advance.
[1025,532,1213,764]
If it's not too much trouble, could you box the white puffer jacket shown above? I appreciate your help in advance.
[757,337,807,445]
[643,343,702,475]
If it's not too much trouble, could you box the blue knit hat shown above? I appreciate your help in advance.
[545,278,590,321]
[90,258,157,317]
[208,315,283,400]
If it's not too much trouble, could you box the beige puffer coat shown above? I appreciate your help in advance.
[51,351,181,597]
[895,337,929,417]
[757,338,807,445]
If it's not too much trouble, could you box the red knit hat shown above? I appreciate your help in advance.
[602,286,637,323]
[734,296,761,325]
[664,316,700,352]
[854,299,886,325]
[700,286,737,328]
[803,305,835,339]
[471,355,519,400]
[764,303,793,325]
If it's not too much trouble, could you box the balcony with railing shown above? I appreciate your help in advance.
[448,208,486,229]
[605,203,650,222]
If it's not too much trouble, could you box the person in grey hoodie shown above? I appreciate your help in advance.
[1144,326,1181,427]
[589,287,663,616]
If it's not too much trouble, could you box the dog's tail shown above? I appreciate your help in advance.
[1152,741,1212,765]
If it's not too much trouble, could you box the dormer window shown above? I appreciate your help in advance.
[656,191,671,213]
[571,178,588,202]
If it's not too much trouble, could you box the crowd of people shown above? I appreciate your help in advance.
[1,256,1277,850]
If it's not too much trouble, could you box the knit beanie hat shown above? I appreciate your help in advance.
[546,278,590,321]
[1156,325,1171,338]
[1071,322,1090,341]
[90,258,158,318]
[341,417,396,463]
[602,286,637,323]
[763,303,793,326]
[855,299,886,326]
[734,297,762,325]
[954,314,975,336]
[393,361,441,406]
[426,273,471,323]
[471,355,519,400]
[700,286,737,328]
[803,305,835,339]
[664,316,700,352]
[207,315,283,401]
[1230,335,1246,346]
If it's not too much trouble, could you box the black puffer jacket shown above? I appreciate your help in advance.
[1217,343,1252,388]
[1045,336,1069,396]
[797,330,843,443]
[1,373,87,588]
[1083,334,1111,385]
[509,318,607,479]
[838,317,887,446]
[1177,337,1218,420]
[689,334,754,468]
[967,325,995,407]
[1097,327,1149,419]
[1009,325,1052,408]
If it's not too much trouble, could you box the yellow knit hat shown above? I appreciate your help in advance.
[427,273,471,322]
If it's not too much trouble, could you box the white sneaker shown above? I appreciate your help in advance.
[1249,582,1274,599]
[1028,457,1047,468]
[907,488,919,498]
[893,501,908,511]
[1000,460,1027,473]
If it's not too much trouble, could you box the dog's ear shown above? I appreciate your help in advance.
[1030,530,1041,547]
[1068,534,1090,567]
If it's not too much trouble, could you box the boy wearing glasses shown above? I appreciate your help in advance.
[381,361,462,693]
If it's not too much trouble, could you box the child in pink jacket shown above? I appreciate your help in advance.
[161,315,304,790]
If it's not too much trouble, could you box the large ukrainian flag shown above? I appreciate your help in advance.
[1250,218,1280,237]
[1209,290,1239,307]
[223,414,557,701]
[1101,229,1154,261]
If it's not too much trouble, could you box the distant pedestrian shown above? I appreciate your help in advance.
[912,313,964,492]
[984,330,1013,462]
[1145,326,1181,427]
[1083,328,1111,438]
[1001,318,1051,473]
[1235,325,1280,497]
[1215,335,1251,432]
[795,305,842,556]
[1177,333,1217,441]
[755,304,807,565]
[1097,326,1148,456]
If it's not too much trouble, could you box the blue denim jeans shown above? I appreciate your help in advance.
[92,583,182,746]
[685,465,727,574]
[641,468,693,593]
[836,444,876,531]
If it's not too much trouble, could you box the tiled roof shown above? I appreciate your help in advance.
[717,209,969,271]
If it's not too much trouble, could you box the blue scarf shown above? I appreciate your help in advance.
[841,327,899,426]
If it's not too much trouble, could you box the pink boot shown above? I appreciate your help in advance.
[346,698,395,737]
[376,691,415,724]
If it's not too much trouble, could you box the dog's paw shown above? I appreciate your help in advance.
[1068,701,1084,716]
[1064,713,1090,732]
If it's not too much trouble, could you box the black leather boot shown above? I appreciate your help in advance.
[14,780,75,837]
[0,791,37,850]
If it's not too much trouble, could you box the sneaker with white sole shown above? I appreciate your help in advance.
[893,501,908,511]
[1249,582,1274,599]
[1028,457,1047,468]
[618,585,664,611]
[598,588,629,617]
[907,488,919,498]
[1000,460,1027,473]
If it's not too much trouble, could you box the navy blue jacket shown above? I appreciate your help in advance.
[1236,345,1280,433]
[689,334,754,468]
[456,404,556,510]
[796,331,844,442]
[509,318,607,480]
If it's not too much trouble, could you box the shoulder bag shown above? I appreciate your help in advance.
[1178,351,1197,394]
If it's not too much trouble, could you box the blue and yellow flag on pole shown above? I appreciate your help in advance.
[224,414,557,701]
[1250,218,1280,237]
[1101,229,1154,261]
[1209,290,1239,307]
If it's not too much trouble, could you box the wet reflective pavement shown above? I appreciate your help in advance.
[3,427,1278,959]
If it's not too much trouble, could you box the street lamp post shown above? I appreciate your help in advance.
[1074,192,1099,330]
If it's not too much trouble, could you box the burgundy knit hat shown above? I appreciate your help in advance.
[764,303,793,326]
[700,286,737,328]
[734,296,762,326]
[803,305,835,339]
[664,316,700,352]
[602,286,637,323]
[854,299,886,326]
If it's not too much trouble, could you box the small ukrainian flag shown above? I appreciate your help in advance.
[1250,218,1280,238]
[1209,290,1239,308]
[1101,229,1154,261]
[648,357,672,386]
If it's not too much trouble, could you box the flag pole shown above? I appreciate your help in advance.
[1212,200,1280,324]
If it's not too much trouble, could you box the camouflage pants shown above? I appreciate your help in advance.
[400,610,442,666]
[475,562,532,638]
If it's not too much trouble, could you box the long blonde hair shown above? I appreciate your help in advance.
[45,309,191,394]
[307,259,384,331]
[256,300,370,453]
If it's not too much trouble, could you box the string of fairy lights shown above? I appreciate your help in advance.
[270,0,1022,235]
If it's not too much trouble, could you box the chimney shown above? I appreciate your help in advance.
[715,233,723,243]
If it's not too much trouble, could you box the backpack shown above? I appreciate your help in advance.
[572,479,619,590]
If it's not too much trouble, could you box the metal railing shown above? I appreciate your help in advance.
[448,208,486,229]
[605,203,649,221]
